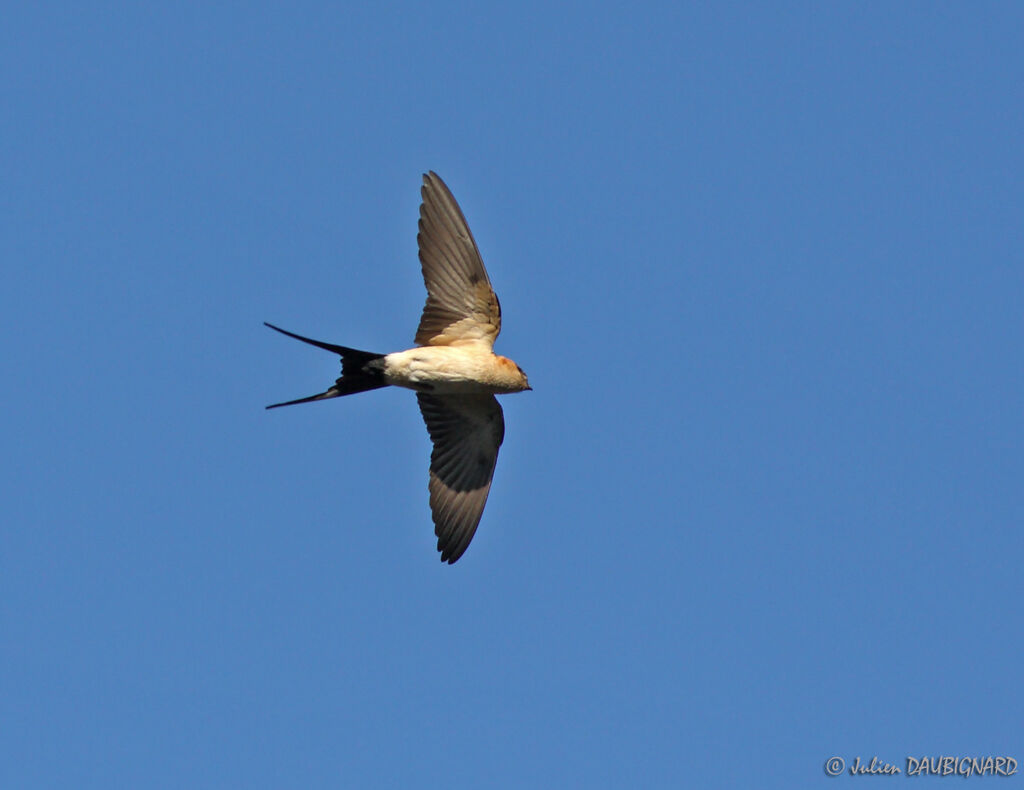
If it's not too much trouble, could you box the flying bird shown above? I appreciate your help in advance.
[266,172,530,564]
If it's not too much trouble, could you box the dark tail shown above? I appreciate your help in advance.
[264,322,388,409]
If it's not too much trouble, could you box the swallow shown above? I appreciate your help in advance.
[266,172,530,564]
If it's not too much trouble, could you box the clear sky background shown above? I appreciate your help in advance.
[3,2,1022,788]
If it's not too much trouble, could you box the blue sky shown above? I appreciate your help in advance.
[3,2,1022,787]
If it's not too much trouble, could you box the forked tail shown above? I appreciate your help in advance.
[264,322,388,408]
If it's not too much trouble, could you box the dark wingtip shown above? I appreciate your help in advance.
[439,543,467,564]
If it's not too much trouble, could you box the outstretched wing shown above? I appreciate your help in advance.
[417,392,505,563]
[415,171,502,349]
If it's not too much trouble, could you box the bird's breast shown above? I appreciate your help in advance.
[383,347,521,393]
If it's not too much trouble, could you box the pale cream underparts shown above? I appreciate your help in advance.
[383,346,529,395]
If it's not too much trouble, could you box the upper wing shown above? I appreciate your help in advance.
[417,392,505,564]
[414,171,502,349]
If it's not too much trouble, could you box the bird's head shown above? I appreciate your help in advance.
[495,355,532,392]
[515,363,532,392]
